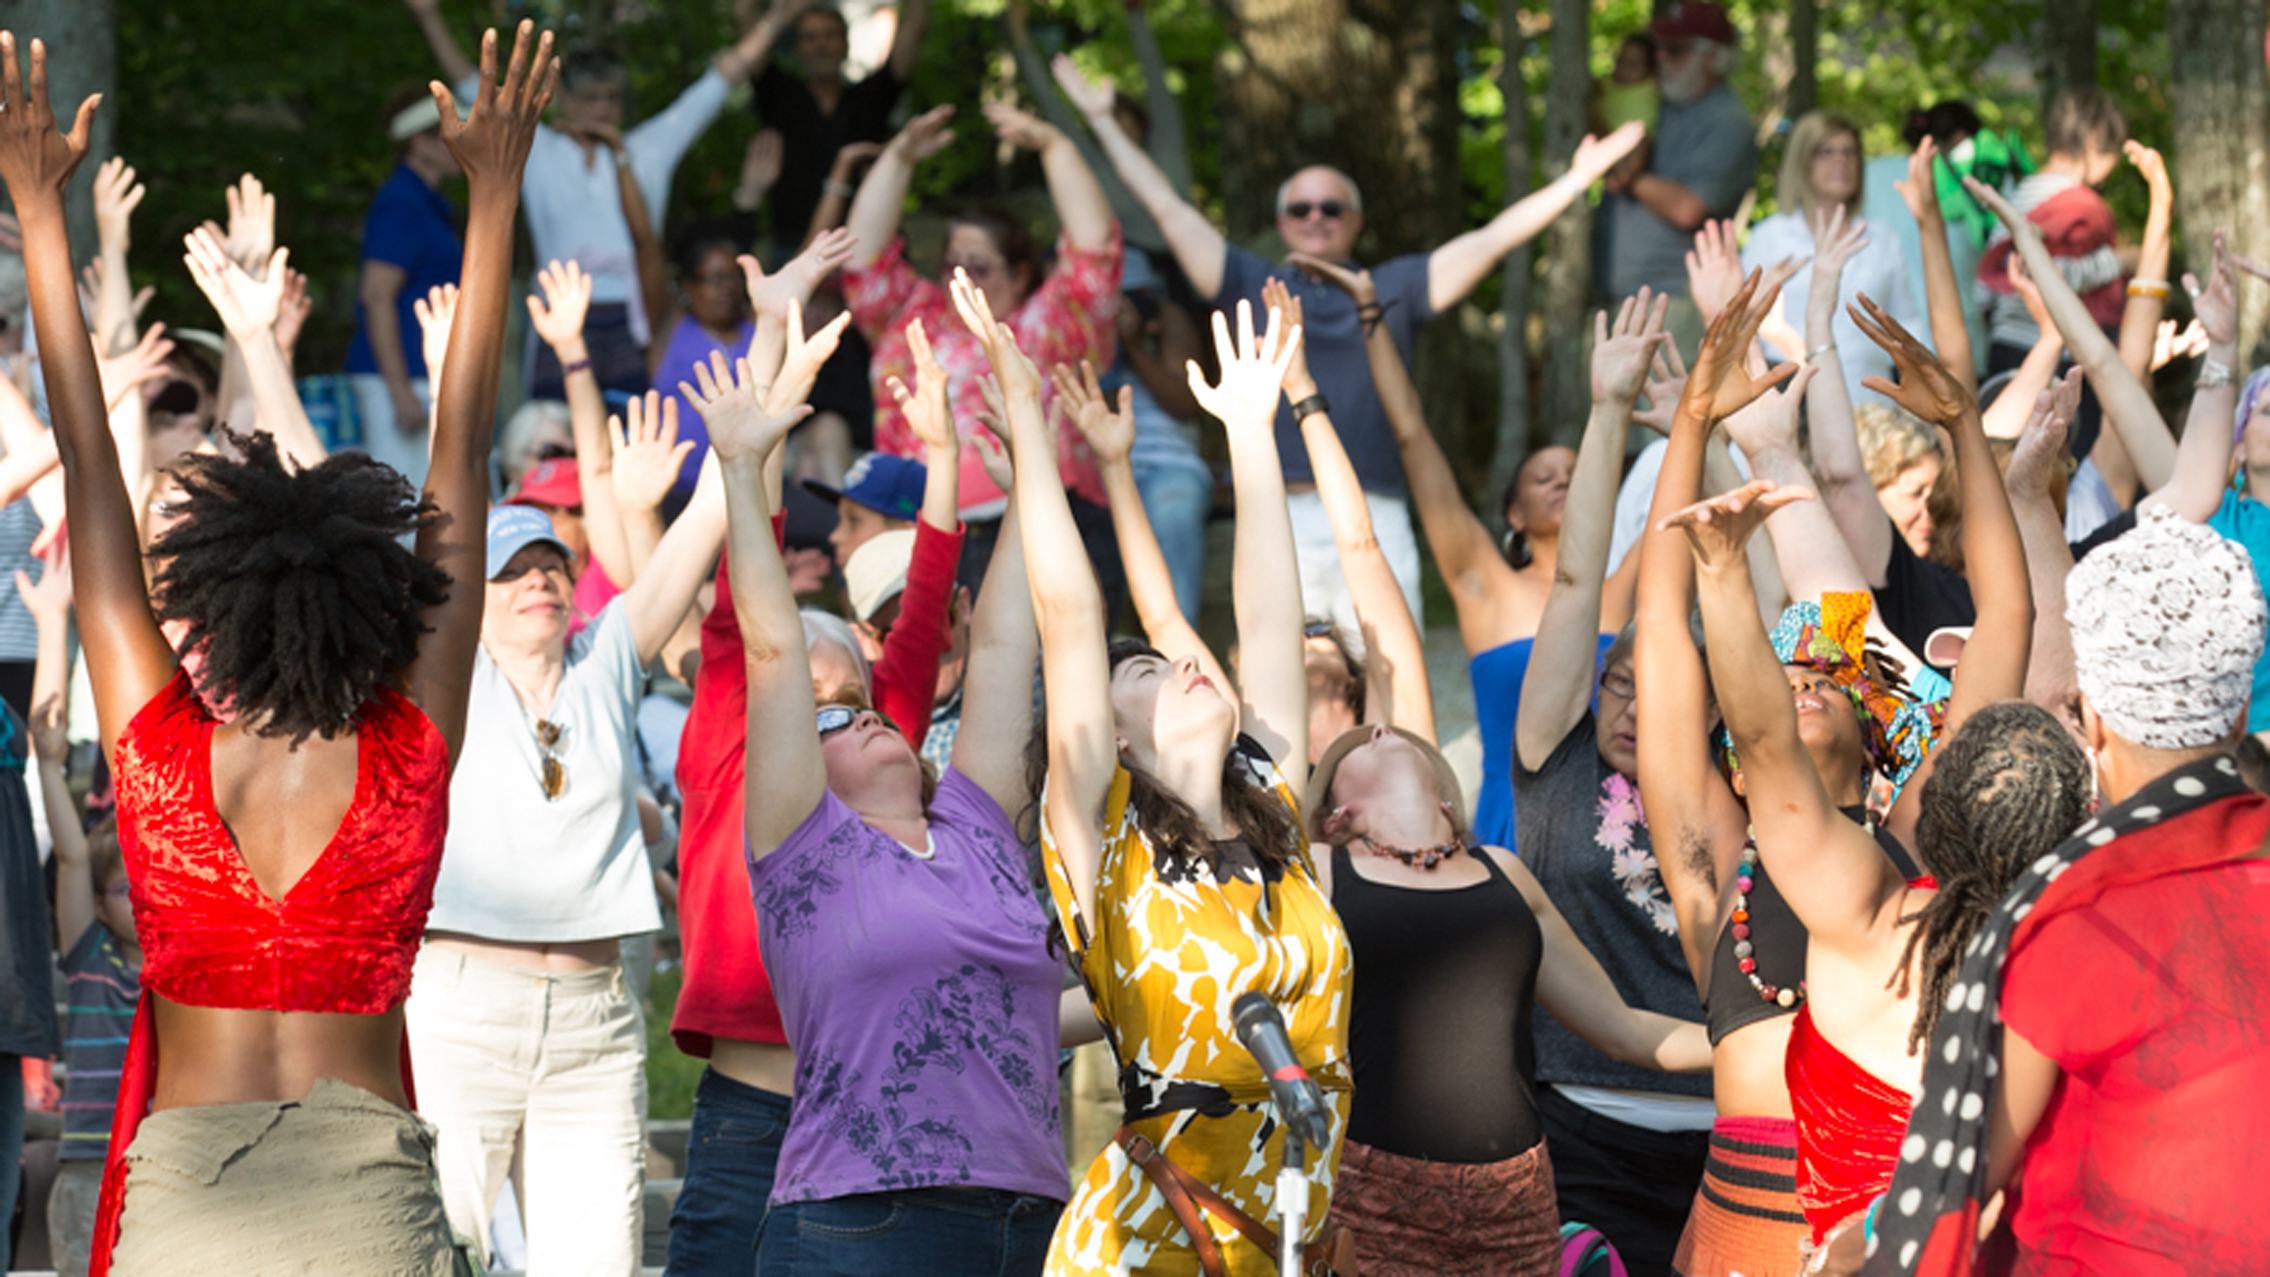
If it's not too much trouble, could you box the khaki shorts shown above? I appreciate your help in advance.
[109,1077,472,1276]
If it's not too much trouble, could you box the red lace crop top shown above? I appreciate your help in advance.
[111,669,450,1014]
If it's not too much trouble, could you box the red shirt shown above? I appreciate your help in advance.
[2002,812,2270,1275]
[669,516,963,1055]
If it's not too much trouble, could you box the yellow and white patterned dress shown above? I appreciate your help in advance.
[1042,747,1354,1275]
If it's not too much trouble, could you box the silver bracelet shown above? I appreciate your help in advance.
[1807,340,1837,362]
[2201,356,2234,389]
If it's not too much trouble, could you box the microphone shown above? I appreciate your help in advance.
[1231,991,1333,1150]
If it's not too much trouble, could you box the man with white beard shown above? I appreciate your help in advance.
[1596,1,1757,354]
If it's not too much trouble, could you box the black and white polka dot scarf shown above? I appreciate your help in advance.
[1863,753,2248,1275]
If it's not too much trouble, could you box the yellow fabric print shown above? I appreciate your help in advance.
[1041,748,1353,1275]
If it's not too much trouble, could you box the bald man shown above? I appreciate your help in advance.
[1064,61,1640,633]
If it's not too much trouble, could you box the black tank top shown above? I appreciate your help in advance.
[1333,843,1544,1162]
[1705,809,1919,1044]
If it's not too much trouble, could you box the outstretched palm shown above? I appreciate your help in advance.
[683,349,808,464]
[1660,480,1815,570]
[0,34,99,199]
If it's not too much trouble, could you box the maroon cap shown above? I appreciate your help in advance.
[507,456,583,510]
[1652,1,1737,44]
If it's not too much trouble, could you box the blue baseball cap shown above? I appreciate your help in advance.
[486,505,571,580]
[801,452,926,522]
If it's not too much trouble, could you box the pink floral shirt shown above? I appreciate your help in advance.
[843,225,1123,514]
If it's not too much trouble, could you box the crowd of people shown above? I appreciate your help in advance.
[0,3,2259,1277]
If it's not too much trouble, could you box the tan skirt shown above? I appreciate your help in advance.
[1326,1137,1561,1277]
[109,1077,469,1277]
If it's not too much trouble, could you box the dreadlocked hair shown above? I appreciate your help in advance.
[149,430,451,744]
[1890,701,2088,1052]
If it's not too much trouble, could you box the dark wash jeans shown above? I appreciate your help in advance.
[664,1067,792,1276]
[756,1186,1062,1277]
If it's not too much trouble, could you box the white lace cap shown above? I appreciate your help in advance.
[2067,504,2267,749]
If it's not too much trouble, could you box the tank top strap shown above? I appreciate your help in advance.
[1468,843,1524,899]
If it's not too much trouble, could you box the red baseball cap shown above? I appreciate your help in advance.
[507,457,582,511]
[1652,1,1738,44]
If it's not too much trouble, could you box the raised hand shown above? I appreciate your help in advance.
[435,22,560,193]
[970,422,1014,494]
[681,348,810,465]
[1684,219,1745,323]
[98,323,174,413]
[1633,337,1690,436]
[1659,479,1816,570]
[827,140,883,187]
[739,226,855,322]
[886,104,956,166]
[2182,230,2239,349]
[766,300,853,415]
[182,225,288,339]
[1051,359,1135,467]
[1850,293,1973,426]
[1892,136,1943,227]
[1592,287,1671,407]
[1806,202,1868,313]
[0,34,101,200]
[1189,299,1302,427]
[2009,254,2052,332]
[2151,317,2209,373]
[1261,276,1318,399]
[415,283,460,390]
[2124,140,2172,210]
[738,129,785,201]
[608,392,694,515]
[14,547,68,637]
[1962,175,2038,252]
[1720,361,1821,461]
[1285,251,1377,306]
[91,156,143,251]
[1570,122,1647,186]
[275,267,312,360]
[1681,269,1799,425]
[222,173,276,277]
[884,317,955,457]
[2005,367,2082,501]
[1050,54,1116,119]
[77,260,154,334]
[985,99,1061,153]
[525,259,592,352]
[949,267,1040,400]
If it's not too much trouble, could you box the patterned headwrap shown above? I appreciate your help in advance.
[1752,592,1944,790]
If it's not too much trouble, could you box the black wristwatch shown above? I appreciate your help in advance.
[1291,393,1330,422]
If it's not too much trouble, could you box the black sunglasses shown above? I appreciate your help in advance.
[817,704,902,740]
[1284,200,1346,221]
[535,441,577,463]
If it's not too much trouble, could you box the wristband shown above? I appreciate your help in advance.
[562,357,593,377]
[1356,301,1384,335]
[2200,356,2233,389]
[824,177,855,199]
[614,148,633,172]
[1290,393,1330,423]
[1806,340,1837,362]
[2126,278,2170,299]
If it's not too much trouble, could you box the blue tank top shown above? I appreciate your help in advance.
[1469,633,1616,849]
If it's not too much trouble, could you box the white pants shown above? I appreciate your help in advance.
[348,373,432,492]
[1285,489,1424,647]
[404,946,648,1276]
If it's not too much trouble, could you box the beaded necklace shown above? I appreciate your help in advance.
[1730,840,1801,1008]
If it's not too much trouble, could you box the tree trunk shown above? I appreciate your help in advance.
[1534,0,1590,446]
[5,0,116,250]
[2042,0,2100,108]
[1488,0,1535,500]
[1786,0,1818,122]
[2169,0,2270,361]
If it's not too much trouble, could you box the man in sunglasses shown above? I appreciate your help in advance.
[1596,1,1757,352]
[1054,58,1642,636]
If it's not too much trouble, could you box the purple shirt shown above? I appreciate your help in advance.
[655,314,755,494]
[748,769,1067,1206]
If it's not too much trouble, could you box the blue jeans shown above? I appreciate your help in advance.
[664,1068,792,1276]
[1134,460,1212,624]
[756,1188,1061,1276]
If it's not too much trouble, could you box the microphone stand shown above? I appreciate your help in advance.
[1276,1120,1307,1277]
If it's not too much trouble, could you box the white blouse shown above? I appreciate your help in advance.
[1741,209,1928,411]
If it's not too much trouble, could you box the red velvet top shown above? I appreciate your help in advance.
[1788,1004,1914,1245]
[90,671,447,1277]
[113,669,450,1013]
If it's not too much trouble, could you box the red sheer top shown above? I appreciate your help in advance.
[90,671,448,1276]
[1788,1004,1914,1245]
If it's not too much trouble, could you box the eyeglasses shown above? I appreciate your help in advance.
[1284,200,1346,222]
[1600,673,1637,701]
[1303,620,1339,639]
[816,704,902,740]
[492,558,571,585]
[535,719,567,800]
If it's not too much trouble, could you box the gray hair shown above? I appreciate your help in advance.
[801,608,872,692]
[1275,166,1364,218]
[496,399,573,489]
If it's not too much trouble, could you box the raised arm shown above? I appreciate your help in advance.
[1194,300,1311,784]
[1517,290,1665,772]
[409,23,559,761]
[88,157,142,356]
[2002,370,2083,716]
[1797,204,1897,583]
[403,0,478,89]
[988,99,1115,254]
[713,1,800,88]
[1636,273,1795,982]
[2145,236,2243,523]
[1428,124,1643,313]
[2114,141,2174,389]
[1665,479,1910,955]
[527,260,637,584]
[0,34,173,757]
[844,105,954,271]
[1055,54,1225,297]
[958,270,1111,926]
[22,555,89,951]
[886,0,932,82]
[949,479,1038,814]
[182,228,325,468]
[1892,138,1977,394]
[1978,262,2066,442]
[1268,276,1434,741]
[1967,175,2174,491]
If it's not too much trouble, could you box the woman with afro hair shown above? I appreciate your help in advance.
[0,25,557,1275]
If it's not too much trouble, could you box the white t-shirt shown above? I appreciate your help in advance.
[428,600,662,942]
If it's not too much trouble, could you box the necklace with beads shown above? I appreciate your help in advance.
[1352,831,1465,871]
[1731,839,1803,1008]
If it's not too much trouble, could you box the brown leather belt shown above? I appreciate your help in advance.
[1113,1126,1358,1276]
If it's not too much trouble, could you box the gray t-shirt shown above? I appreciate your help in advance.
[429,600,663,942]
[1513,712,1710,1096]
[1598,84,1758,300]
